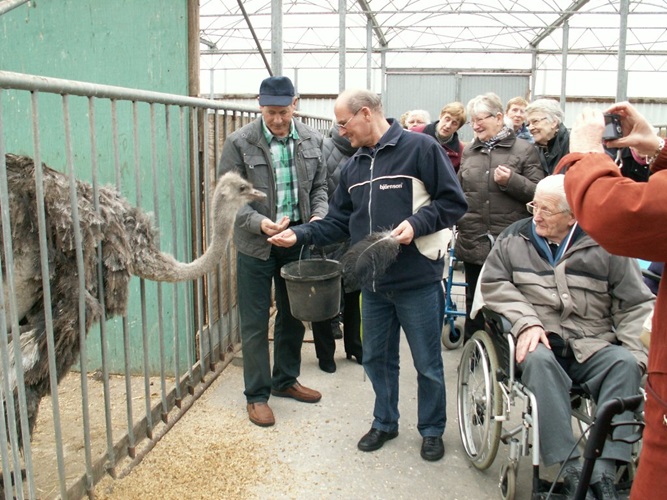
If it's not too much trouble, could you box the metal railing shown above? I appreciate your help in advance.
[0,69,332,499]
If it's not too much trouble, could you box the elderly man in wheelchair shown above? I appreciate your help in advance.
[465,174,654,499]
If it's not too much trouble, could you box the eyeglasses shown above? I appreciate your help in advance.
[526,201,568,218]
[467,114,495,126]
[338,108,361,130]
[527,116,549,127]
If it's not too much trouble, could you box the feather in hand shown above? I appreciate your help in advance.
[340,231,400,289]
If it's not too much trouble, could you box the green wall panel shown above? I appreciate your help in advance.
[0,1,195,376]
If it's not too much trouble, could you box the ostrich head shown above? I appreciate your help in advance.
[213,171,266,213]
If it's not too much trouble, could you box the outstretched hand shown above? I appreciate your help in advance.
[268,228,297,247]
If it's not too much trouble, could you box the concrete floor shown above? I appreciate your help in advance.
[207,326,539,500]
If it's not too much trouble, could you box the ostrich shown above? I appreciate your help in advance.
[0,153,264,451]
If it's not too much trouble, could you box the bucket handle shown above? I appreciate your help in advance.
[296,244,327,275]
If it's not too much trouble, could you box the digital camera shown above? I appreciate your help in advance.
[603,113,623,141]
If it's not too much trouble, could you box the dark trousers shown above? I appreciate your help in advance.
[342,290,362,358]
[463,261,485,342]
[237,246,305,403]
[311,289,363,362]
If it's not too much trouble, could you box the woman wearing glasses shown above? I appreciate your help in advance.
[456,92,544,343]
[525,98,570,175]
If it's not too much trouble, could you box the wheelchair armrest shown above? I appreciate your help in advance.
[482,307,513,334]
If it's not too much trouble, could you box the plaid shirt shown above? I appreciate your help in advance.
[262,119,300,221]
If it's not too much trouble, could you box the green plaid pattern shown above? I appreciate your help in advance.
[262,120,300,221]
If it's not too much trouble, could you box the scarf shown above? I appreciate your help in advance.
[481,126,512,150]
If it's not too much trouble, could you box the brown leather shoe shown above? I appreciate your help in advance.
[271,381,322,403]
[247,402,275,427]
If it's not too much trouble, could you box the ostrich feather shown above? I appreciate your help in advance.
[340,231,400,290]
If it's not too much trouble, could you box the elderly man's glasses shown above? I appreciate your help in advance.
[338,108,361,129]
[527,116,549,127]
[526,201,568,218]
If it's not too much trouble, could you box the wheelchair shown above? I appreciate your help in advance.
[456,308,644,500]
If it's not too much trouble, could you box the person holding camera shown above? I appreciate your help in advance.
[558,103,667,500]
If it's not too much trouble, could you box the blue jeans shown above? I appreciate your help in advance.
[237,246,306,403]
[361,282,446,437]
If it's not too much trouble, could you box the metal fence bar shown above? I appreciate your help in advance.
[63,93,95,496]
[164,107,184,405]
[88,95,118,478]
[3,105,40,499]
[110,99,138,459]
[131,100,155,441]
[0,131,23,500]
[31,91,68,499]
[191,109,206,383]
[179,106,196,395]
[148,103,169,425]
[202,110,216,371]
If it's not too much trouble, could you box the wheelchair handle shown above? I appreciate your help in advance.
[574,394,644,500]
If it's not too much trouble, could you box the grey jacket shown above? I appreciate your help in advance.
[455,130,543,265]
[322,125,357,198]
[217,117,328,260]
[481,218,653,368]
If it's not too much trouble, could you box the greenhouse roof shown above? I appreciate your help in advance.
[199,1,667,97]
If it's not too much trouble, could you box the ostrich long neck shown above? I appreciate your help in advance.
[131,189,237,283]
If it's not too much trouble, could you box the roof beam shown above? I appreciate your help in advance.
[357,0,387,48]
[530,0,590,47]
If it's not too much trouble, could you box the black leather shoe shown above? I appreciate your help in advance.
[590,474,620,500]
[420,436,445,461]
[357,427,398,452]
[562,466,595,500]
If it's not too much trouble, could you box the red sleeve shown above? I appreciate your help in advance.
[560,151,667,261]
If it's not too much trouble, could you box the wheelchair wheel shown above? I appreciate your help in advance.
[574,396,596,450]
[457,330,502,470]
[499,461,517,500]
[442,321,463,350]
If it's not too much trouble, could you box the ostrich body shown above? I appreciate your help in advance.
[0,153,264,448]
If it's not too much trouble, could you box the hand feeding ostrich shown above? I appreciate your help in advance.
[0,153,265,451]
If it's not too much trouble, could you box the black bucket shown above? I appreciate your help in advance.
[281,259,342,322]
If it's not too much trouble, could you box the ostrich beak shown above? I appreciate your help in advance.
[248,188,266,202]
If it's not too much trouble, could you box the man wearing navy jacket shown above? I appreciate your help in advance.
[269,88,467,461]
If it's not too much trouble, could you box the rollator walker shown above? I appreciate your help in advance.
[441,226,467,350]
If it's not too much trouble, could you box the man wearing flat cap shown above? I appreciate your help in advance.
[218,76,328,427]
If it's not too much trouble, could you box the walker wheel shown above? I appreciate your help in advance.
[442,322,463,350]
